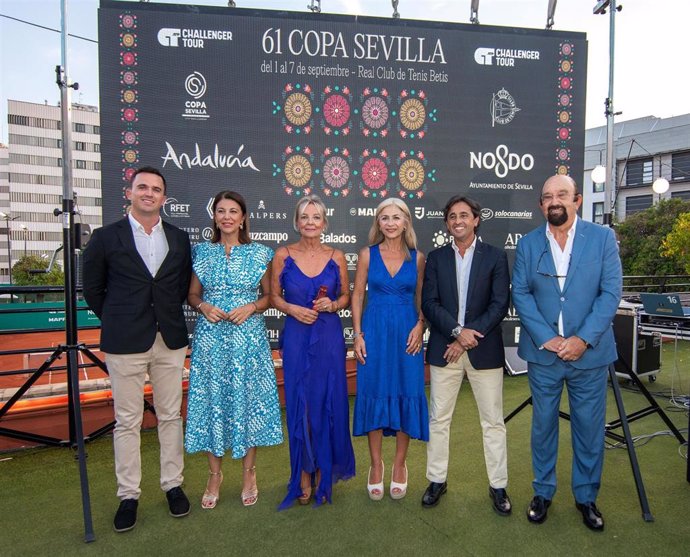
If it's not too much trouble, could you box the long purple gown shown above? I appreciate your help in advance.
[278,255,356,509]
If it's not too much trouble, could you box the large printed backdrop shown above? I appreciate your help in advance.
[98,1,587,347]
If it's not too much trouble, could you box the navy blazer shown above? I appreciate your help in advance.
[511,219,622,369]
[83,217,192,354]
[422,240,510,370]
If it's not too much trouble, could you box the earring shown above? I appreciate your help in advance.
[240,223,244,230]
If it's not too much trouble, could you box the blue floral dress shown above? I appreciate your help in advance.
[185,242,283,458]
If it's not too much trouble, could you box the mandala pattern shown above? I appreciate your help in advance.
[285,155,312,187]
[121,130,139,145]
[319,147,354,198]
[399,159,424,190]
[273,83,315,135]
[321,85,354,136]
[284,92,312,126]
[396,150,436,200]
[400,99,425,130]
[324,94,350,127]
[396,89,437,139]
[273,146,315,196]
[118,12,139,205]
[554,42,575,175]
[362,158,388,189]
[359,149,393,199]
[360,88,391,138]
[323,157,349,187]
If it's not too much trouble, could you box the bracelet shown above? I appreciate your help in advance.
[353,331,364,338]
[251,301,258,312]
[331,301,337,313]
[195,301,206,311]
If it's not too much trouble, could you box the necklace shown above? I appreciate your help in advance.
[300,242,321,257]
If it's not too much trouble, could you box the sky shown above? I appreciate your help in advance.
[1,0,688,143]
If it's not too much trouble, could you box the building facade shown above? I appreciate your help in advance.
[583,114,690,224]
[3,100,101,283]
[0,144,9,282]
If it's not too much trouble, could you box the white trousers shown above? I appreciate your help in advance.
[105,332,187,500]
[426,352,508,488]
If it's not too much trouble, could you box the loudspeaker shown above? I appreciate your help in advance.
[613,307,661,379]
[504,346,528,376]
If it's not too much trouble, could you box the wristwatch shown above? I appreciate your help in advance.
[451,325,463,338]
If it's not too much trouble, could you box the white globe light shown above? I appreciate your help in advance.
[652,177,669,194]
[591,165,606,184]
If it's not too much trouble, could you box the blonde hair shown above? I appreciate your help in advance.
[368,198,417,260]
[293,194,329,233]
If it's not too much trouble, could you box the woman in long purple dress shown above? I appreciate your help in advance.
[271,195,355,508]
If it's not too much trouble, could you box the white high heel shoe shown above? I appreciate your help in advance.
[367,462,384,501]
[390,462,408,500]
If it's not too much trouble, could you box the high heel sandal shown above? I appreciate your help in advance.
[390,462,408,500]
[298,472,312,505]
[241,466,258,507]
[367,462,385,501]
[201,471,223,509]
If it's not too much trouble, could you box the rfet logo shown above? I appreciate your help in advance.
[163,197,190,218]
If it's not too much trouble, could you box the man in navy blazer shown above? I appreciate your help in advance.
[83,167,192,532]
[512,174,622,531]
[421,195,511,515]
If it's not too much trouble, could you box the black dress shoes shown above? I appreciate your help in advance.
[489,486,512,516]
[113,498,138,533]
[576,501,605,531]
[166,486,191,518]
[526,495,551,524]
[421,481,447,508]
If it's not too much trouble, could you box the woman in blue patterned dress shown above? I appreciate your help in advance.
[351,198,428,501]
[186,191,282,509]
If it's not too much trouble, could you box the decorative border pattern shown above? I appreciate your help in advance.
[118,12,139,214]
[555,42,574,175]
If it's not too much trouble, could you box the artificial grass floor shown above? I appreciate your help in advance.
[1,343,688,556]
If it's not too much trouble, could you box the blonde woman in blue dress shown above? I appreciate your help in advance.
[351,198,429,501]
[186,191,282,509]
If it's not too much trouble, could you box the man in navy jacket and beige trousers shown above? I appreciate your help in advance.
[421,195,511,515]
[83,166,192,532]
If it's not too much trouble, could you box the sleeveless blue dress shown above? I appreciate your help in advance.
[185,242,283,458]
[353,245,429,441]
[278,255,356,509]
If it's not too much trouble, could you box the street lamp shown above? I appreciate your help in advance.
[0,211,19,285]
[20,224,29,257]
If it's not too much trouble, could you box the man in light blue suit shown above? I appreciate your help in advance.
[512,174,622,531]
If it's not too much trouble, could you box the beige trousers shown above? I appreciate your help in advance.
[426,352,508,488]
[105,332,187,500]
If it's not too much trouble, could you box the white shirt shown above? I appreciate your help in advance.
[128,213,169,277]
[545,215,578,335]
[451,236,476,326]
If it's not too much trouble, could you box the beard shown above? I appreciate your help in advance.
[547,205,568,226]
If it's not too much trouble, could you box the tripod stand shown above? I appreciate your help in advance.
[504,361,676,523]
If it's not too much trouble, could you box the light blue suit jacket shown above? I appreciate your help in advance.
[511,219,622,369]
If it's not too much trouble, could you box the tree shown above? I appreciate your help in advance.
[12,255,64,285]
[615,198,690,276]
[662,211,690,274]
[11,255,65,302]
